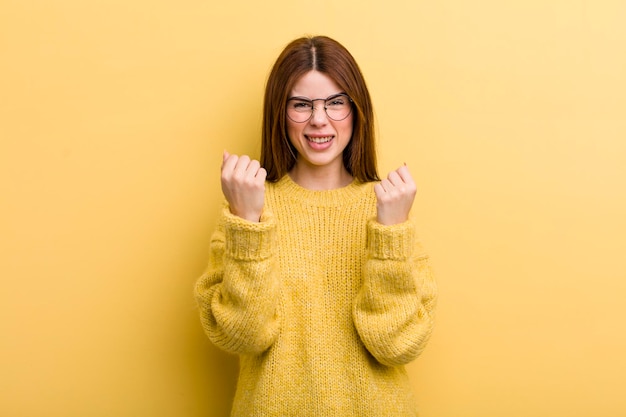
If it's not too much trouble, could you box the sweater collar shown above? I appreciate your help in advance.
[273,174,371,207]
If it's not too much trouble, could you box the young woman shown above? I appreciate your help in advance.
[195,35,437,416]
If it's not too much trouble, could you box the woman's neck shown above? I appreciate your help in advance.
[288,163,353,191]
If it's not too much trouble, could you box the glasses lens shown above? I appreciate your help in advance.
[287,99,314,123]
[324,94,352,121]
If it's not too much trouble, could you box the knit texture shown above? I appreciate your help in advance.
[195,175,437,417]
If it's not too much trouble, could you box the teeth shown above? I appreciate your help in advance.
[307,136,333,143]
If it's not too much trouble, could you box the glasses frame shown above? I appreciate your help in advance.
[286,93,354,123]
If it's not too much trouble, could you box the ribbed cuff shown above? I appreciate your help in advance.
[367,218,415,260]
[223,207,275,261]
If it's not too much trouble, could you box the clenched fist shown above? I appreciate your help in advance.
[221,151,267,222]
[374,164,417,225]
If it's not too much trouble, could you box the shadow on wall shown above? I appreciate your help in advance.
[202,339,239,416]
[205,340,239,417]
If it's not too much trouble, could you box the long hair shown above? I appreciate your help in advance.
[261,36,379,182]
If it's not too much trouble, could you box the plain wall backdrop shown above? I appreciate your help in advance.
[2,1,625,416]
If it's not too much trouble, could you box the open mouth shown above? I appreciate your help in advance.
[306,135,334,144]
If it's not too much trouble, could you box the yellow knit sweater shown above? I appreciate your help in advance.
[195,175,437,417]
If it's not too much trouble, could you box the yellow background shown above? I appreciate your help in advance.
[2,1,625,416]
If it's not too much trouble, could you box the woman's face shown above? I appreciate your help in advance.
[286,70,353,174]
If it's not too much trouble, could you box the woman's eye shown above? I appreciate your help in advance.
[292,101,312,109]
[327,99,345,107]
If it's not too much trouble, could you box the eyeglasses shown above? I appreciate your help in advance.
[286,93,353,123]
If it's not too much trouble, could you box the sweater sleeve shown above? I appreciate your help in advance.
[194,206,281,355]
[353,218,437,367]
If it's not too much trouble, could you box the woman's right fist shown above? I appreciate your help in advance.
[220,151,267,222]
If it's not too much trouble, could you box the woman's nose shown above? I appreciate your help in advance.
[309,103,329,125]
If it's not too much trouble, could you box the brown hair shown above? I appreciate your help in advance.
[261,36,379,182]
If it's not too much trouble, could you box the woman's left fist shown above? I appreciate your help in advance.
[374,164,417,225]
